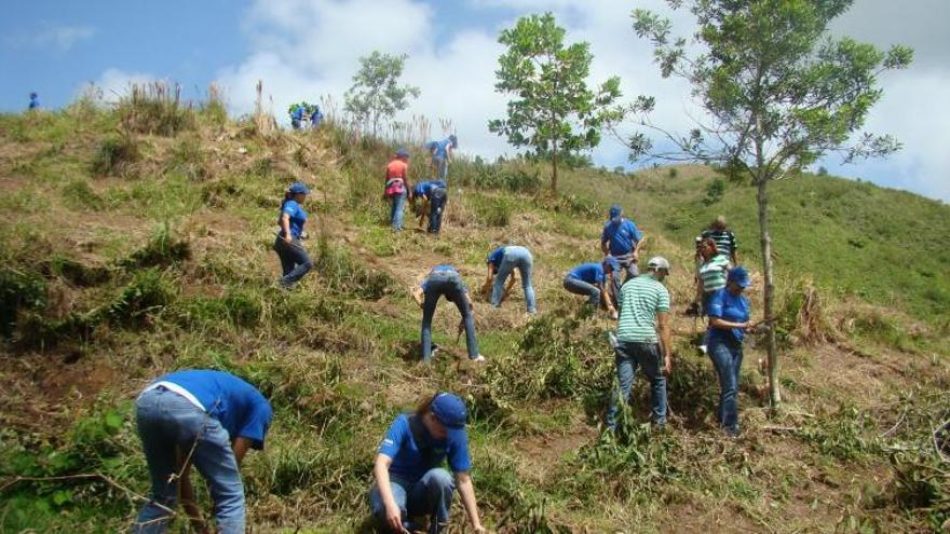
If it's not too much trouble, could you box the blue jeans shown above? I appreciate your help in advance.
[133,387,244,534]
[433,157,448,182]
[708,335,743,434]
[606,341,667,428]
[608,254,639,303]
[421,272,478,361]
[491,246,536,313]
[563,276,600,307]
[427,187,446,234]
[390,191,407,231]
[369,468,455,534]
[273,236,313,287]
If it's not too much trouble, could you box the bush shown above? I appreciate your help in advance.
[116,82,195,136]
[91,135,140,177]
[120,224,190,269]
[474,197,513,227]
[0,268,46,338]
[106,268,175,327]
[703,177,725,205]
[316,238,394,300]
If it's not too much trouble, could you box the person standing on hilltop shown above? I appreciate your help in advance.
[412,265,485,363]
[274,182,313,288]
[606,257,673,431]
[28,92,40,110]
[483,244,537,314]
[705,267,752,437]
[426,135,458,183]
[385,149,412,232]
[290,103,305,130]
[309,104,324,128]
[563,258,619,319]
[601,204,646,299]
[132,369,273,534]
[370,392,486,533]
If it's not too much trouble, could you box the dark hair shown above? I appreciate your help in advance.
[701,237,719,256]
[415,393,438,417]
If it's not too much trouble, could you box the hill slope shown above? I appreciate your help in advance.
[0,103,947,532]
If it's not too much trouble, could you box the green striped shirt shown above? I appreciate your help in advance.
[616,274,670,343]
[699,254,731,293]
[701,229,737,258]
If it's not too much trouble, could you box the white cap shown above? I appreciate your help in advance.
[647,256,671,272]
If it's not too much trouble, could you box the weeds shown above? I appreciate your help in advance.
[120,224,190,269]
[91,134,140,177]
[117,82,195,136]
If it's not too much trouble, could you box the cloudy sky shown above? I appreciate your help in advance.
[2,0,947,201]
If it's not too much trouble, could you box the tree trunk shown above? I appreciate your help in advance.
[756,176,781,408]
[551,139,559,192]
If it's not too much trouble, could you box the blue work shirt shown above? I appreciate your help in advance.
[291,106,305,121]
[29,97,40,110]
[154,370,273,449]
[413,180,446,198]
[428,139,452,160]
[601,218,643,256]
[706,287,751,343]
[279,199,308,238]
[567,263,606,285]
[486,246,506,269]
[377,413,471,484]
[310,110,323,126]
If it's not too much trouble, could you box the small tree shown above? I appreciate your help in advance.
[489,13,624,191]
[344,51,420,136]
[630,0,912,407]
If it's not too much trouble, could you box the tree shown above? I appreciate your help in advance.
[629,0,912,407]
[489,13,624,191]
[344,51,420,136]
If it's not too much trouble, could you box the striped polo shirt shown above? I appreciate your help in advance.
[616,274,670,343]
[698,254,732,293]
[701,229,737,257]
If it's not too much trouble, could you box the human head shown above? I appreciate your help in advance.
[286,182,309,201]
[647,256,671,279]
[417,392,468,442]
[608,204,623,221]
[711,215,727,231]
[29,92,37,100]
[699,237,718,260]
[726,266,751,292]
[395,148,410,160]
[448,135,458,148]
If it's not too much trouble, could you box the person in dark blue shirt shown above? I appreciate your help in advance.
[309,105,324,128]
[133,369,273,534]
[370,392,485,533]
[28,92,40,110]
[290,104,305,129]
[706,266,753,436]
[411,179,448,233]
[273,182,313,288]
[600,204,646,299]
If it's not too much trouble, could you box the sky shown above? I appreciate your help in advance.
[2,0,947,202]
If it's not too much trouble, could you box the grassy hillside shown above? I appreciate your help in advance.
[0,99,947,532]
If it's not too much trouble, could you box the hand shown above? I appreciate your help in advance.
[663,355,672,376]
[385,503,405,533]
[473,526,487,533]
[284,234,293,244]
[609,309,618,320]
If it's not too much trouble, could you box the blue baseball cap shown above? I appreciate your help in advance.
[448,134,458,147]
[609,204,623,220]
[728,266,751,288]
[287,182,310,195]
[396,148,410,158]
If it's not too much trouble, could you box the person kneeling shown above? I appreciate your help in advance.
[370,393,486,533]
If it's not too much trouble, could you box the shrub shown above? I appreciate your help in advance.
[0,268,46,338]
[703,177,725,205]
[116,82,195,136]
[474,197,513,227]
[315,238,394,300]
[167,136,209,181]
[91,135,140,177]
[120,224,190,269]
[106,268,175,327]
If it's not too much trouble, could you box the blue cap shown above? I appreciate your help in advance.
[396,148,410,158]
[287,182,310,195]
[728,266,751,288]
[603,256,620,273]
[609,204,623,220]
[448,134,458,147]
[431,392,467,429]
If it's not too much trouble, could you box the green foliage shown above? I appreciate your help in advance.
[61,179,106,210]
[106,268,175,327]
[0,267,46,338]
[91,134,140,177]
[116,83,195,136]
[489,13,625,190]
[120,224,191,269]
[473,196,513,227]
[344,51,420,135]
[702,177,725,205]
[167,135,209,181]
[45,256,111,287]
[315,237,395,300]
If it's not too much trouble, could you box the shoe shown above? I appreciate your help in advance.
[431,344,440,357]
[471,355,486,363]
[698,344,707,354]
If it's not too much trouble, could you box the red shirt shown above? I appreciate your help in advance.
[386,159,408,181]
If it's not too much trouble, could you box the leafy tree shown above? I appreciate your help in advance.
[630,0,912,406]
[489,13,624,191]
[344,51,420,136]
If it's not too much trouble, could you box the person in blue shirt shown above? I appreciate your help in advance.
[411,179,448,234]
[28,92,40,110]
[133,369,273,534]
[706,266,753,436]
[273,182,313,288]
[309,105,323,128]
[412,265,485,363]
[563,259,618,318]
[425,135,458,183]
[601,204,646,299]
[483,245,536,314]
[370,392,486,533]
[290,104,305,129]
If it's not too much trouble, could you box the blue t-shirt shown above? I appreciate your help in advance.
[157,370,273,449]
[706,287,751,343]
[29,97,40,110]
[486,246,506,269]
[310,111,323,126]
[280,199,308,238]
[428,139,452,160]
[377,414,471,483]
[291,106,304,121]
[413,180,446,197]
[568,263,605,285]
[601,218,643,256]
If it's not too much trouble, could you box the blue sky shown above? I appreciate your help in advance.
[2,0,947,201]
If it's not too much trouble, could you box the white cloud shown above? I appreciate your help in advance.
[7,24,96,52]
[84,69,159,104]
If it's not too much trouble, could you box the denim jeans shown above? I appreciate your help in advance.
[369,468,455,534]
[273,236,312,287]
[390,191,407,231]
[606,341,667,428]
[421,272,478,361]
[608,254,639,303]
[133,387,244,534]
[708,335,743,434]
[427,187,447,234]
[433,157,448,182]
[491,246,536,313]
[563,276,600,307]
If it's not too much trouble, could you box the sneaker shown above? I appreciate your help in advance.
[698,344,707,355]
[431,344,440,357]
[471,355,486,363]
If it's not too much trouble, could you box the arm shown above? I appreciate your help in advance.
[177,458,209,533]
[599,282,617,316]
[709,316,750,330]
[280,213,292,243]
[657,311,672,375]
[601,240,609,256]
[232,437,253,466]
[455,472,485,532]
[373,454,406,533]
[482,264,494,298]
[633,235,646,260]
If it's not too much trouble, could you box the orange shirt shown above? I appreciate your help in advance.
[386,159,408,181]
